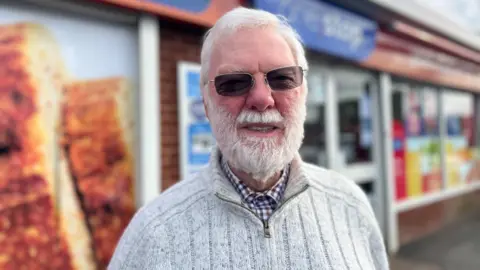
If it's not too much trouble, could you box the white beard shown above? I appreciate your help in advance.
[205,98,306,182]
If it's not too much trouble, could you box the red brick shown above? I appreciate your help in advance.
[398,190,480,246]
[159,23,204,192]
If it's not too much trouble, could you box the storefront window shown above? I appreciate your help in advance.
[336,70,375,165]
[443,91,478,185]
[392,86,406,201]
[301,68,327,167]
[392,82,442,201]
[472,96,480,182]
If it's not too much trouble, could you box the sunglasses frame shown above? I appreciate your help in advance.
[208,65,308,97]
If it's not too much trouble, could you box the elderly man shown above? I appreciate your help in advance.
[109,7,389,270]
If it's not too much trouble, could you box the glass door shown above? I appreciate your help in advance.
[329,67,384,231]
[300,62,386,234]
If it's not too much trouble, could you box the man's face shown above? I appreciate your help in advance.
[205,27,307,181]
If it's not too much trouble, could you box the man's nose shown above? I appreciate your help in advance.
[244,73,275,111]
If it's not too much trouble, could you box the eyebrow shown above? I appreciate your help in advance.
[216,66,249,75]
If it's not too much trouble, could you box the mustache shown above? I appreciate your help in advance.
[236,109,284,124]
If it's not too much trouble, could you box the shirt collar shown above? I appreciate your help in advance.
[220,154,290,204]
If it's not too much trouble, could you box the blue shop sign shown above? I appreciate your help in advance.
[146,0,211,13]
[254,0,377,61]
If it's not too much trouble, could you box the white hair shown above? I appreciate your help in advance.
[200,7,308,89]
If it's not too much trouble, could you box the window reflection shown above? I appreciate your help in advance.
[301,68,326,167]
[336,70,375,165]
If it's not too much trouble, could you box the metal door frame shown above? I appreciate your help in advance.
[325,66,387,237]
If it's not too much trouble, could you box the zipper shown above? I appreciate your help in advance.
[263,220,271,238]
[215,184,309,238]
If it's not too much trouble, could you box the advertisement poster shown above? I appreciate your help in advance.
[0,4,138,269]
[405,90,422,197]
[445,116,467,187]
[466,148,480,183]
[393,120,407,201]
[177,62,216,180]
[405,89,442,197]
[443,92,480,187]
[445,115,478,186]
[359,88,372,148]
[420,90,442,193]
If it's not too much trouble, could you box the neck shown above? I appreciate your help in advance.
[228,163,282,192]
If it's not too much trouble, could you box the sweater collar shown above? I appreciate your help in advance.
[207,147,310,204]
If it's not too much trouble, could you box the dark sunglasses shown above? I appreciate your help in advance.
[210,66,306,96]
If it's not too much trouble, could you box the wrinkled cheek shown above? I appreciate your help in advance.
[216,96,245,117]
[274,91,303,118]
[279,101,300,120]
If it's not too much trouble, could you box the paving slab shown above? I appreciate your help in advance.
[394,214,480,270]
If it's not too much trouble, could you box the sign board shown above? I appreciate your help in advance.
[253,0,377,61]
[98,0,241,27]
[364,31,480,92]
[177,62,216,180]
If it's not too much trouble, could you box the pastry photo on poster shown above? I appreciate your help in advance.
[0,4,138,270]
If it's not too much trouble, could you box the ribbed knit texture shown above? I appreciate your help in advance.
[108,148,389,270]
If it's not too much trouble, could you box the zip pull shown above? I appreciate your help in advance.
[263,220,271,238]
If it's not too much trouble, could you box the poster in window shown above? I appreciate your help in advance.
[393,120,407,201]
[420,90,442,193]
[405,89,442,197]
[0,4,138,269]
[178,62,216,180]
[444,92,478,186]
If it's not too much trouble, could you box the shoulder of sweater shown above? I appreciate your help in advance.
[107,171,214,268]
[127,169,212,232]
[301,162,376,223]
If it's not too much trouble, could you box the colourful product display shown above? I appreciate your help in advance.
[394,89,480,202]
[393,121,407,201]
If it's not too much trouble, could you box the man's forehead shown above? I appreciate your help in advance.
[212,45,295,75]
[208,27,295,76]
[216,64,252,74]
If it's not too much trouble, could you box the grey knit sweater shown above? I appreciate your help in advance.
[108,148,389,269]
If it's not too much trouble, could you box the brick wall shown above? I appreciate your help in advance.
[398,189,480,246]
[159,22,205,190]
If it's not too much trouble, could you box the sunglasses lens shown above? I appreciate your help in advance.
[214,73,252,96]
[266,66,303,91]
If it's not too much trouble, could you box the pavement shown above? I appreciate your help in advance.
[389,213,480,270]
[390,257,442,270]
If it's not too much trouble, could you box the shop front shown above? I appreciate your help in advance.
[254,0,480,254]
[362,26,480,252]
[8,1,476,266]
